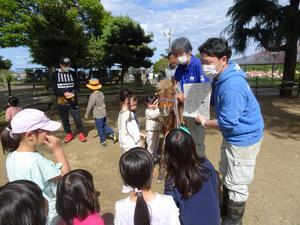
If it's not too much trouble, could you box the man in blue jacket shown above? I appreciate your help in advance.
[197,38,264,225]
[171,37,210,158]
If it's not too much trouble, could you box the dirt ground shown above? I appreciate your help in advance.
[0,94,299,225]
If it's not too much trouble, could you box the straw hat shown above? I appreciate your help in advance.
[86,78,102,90]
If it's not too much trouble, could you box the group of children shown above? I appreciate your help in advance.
[0,80,221,225]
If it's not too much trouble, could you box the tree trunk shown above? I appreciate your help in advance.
[279,0,299,97]
[121,67,128,85]
[7,77,11,96]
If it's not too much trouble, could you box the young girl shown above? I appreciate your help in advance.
[0,180,47,225]
[118,89,142,193]
[114,148,180,225]
[164,128,220,225]
[117,89,141,154]
[145,95,162,159]
[1,108,70,225]
[84,78,117,147]
[56,169,104,225]
[5,96,22,122]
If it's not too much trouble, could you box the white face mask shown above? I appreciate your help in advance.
[203,59,222,78]
[62,67,70,72]
[178,55,188,65]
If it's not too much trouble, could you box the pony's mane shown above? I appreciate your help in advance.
[156,79,174,93]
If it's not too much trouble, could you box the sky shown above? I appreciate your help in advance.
[0,0,290,70]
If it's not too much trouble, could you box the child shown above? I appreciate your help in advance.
[56,169,104,225]
[164,128,220,225]
[0,180,47,225]
[117,89,141,154]
[145,95,162,159]
[114,148,180,225]
[84,78,117,147]
[5,96,22,122]
[118,89,142,193]
[1,108,70,225]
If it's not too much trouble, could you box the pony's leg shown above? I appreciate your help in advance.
[178,102,184,125]
[157,129,167,182]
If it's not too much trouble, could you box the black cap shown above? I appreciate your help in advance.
[59,57,71,65]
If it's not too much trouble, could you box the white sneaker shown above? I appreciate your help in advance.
[121,185,132,194]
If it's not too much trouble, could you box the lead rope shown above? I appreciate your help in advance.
[174,95,180,128]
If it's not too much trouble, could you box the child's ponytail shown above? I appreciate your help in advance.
[119,148,154,225]
[134,191,150,225]
[1,126,21,154]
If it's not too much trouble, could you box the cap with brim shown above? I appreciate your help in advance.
[86,78,102,90]
[59,57,71,65]
[11,109,61,134]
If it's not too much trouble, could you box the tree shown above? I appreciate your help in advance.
[224,0,300,97]
[101,16,155,84]
[0,56,12,70]
[28,1,88,69]
[0,0,108,69]
[0,56,12,95]
[153,58,169,76]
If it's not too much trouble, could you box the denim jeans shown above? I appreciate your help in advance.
[95,117,114,142]
[57,104,84,133]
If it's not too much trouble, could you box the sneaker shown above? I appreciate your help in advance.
[78,133,87,142]
[64,133,73,143]
[121,185,132,194]
[100,141,108,147]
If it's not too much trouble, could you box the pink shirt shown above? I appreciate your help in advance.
[5,106,22,122]
[72,212,105,225]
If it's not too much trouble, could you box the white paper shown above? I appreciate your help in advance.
[183,83,211,119]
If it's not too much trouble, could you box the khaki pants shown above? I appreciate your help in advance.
[219,138,262,202]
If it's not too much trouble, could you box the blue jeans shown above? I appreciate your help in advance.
[95,117,114,142]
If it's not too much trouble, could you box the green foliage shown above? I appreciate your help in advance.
[28,1,88,68]
[153,58,169,75]
[224,0,300,96]
[101,16,155,80]
[0,56,12,70]
[224,0,299,53]
[0,0,108,68]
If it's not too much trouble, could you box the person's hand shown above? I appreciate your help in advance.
[176,93,186,102]
[64,92,74,98]
[196,114,207,127]
[140,133,146,140]
[43,135,62,151]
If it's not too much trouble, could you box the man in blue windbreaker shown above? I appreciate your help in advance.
[196,38,264,225]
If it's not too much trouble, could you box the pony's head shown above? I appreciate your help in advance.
[156,79,175,117]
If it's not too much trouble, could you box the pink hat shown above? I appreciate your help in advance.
[11,109,61,134]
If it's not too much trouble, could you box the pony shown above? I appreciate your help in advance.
[156,79,182,181]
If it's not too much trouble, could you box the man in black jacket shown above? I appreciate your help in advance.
[51,57,86,143]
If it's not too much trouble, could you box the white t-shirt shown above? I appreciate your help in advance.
[114,193,180,225]
[118,110,141,152]
[6,151,62,225]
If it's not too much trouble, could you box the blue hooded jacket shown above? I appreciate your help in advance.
[212,61,264,146]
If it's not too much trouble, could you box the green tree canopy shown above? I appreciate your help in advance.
[101,16,155,84]
[153,58,169,75]
[224,0,300,97]
[0,0,109,68]
[0,56,12,70]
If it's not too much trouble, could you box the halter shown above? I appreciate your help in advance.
[158,96,180,128]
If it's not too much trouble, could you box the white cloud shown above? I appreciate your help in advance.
[102,0,235,62]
